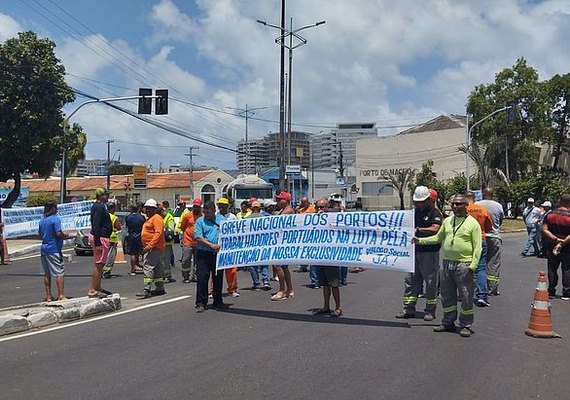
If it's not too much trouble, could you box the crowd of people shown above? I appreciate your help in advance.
[35,185,570,336]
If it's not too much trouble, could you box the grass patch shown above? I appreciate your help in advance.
[502,218,525,233]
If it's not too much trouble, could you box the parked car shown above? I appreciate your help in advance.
[74,229,92,256]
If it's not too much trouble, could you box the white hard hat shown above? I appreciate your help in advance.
[144,198,158,208]
[413,186,430,202]
[542,201,552,208]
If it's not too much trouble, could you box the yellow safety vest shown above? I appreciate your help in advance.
[109,213,119,243]
[164,213,175,245]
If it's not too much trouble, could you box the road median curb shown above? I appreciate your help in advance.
[0,294,122,337]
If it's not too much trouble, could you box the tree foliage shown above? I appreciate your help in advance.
[382,168,415,210]
[0,31,84,207]
[26,192,58,207]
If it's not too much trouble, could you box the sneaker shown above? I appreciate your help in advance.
[135,289,151,299]
[208,293,213,299]
[395,312,415,319]
[252,286,261,291]
[229,292,240,297]
[195,305,205,313]
[102,271,111,279]
[263,283,271,291]
[459,327,473,337]
[423,314,435,321]
[561,296,570,301]
[433,324,456,333]
[183,279,191,284]
[129,271,136,276]
[476,298,491,307]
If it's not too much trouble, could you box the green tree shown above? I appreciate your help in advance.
[0,31,80,207]
[109,164,136,175]
[411,160,449,209]
[466,58,548,181]
[26,192,58,207]
[382,168,415,210]
[543,73,570,168]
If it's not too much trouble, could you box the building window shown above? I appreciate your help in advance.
[362,181,394,196]
[201,184,216,203]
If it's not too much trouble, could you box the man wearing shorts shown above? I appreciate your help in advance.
[271,191,295,301]
[87,187,113,298]
[313,199,343,316]
[39,202,69,301]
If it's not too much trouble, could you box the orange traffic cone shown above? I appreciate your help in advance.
[525,271,561,338]
[114,240,126,264]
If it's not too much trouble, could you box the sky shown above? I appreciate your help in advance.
[1,0,570,171]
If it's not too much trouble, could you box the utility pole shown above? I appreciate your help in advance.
[226,104,267,174]
[106,139,114,191]
[185,146,199,199]
[279,0,286,191]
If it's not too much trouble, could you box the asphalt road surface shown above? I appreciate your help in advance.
[1,233,569,400]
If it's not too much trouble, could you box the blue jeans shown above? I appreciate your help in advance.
[309,265,319,285]
[249,265,270,287]
[475,240,488,300]
[523,226,540,255]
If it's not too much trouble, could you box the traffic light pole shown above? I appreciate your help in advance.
[59,94,161,204]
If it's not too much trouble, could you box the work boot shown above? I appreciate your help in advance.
[395,311,415,319]
[423,314,435,321]
[135,289,151,299]
[459,327,473,337]
[433,324,456,333]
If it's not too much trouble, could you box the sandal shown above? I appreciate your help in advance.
[286,291,295,298]
[88,291,109,299]
[313,308,331,315]
[330,309,343,317]
[271,292,287,301]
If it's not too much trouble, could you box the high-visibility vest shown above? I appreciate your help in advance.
[109,213,119,243]
[163,213,175,245]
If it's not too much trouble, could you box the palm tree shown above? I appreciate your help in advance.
[382,169,415,210]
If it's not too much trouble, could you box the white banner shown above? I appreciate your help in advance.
[217,210,415,272]
[1,200,95,239]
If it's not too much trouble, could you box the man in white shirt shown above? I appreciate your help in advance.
[522,197,542,256]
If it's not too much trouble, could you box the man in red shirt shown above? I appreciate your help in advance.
[541,194,570,300]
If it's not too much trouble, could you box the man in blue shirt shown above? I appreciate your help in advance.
[194,200,226,312]
[38,202,70,301]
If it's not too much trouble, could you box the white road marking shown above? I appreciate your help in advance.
[0,295,191,343]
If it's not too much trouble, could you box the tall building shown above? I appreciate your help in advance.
[312,123,378,169]
[236,131,311,173]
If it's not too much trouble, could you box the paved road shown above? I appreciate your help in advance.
[1,233,569,399]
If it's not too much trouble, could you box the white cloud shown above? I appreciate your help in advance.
[0,13,21,42]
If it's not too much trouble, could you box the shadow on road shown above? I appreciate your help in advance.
[219,307,410,328]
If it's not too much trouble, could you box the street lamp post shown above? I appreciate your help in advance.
[226,104,267,174]
[465,105,513,192]
[257,17,326,191]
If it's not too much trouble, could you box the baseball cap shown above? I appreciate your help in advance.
[329,193,342,202]
[217,197,230,205]
[192,198,203,207]
[276,192,291,201]
[95,187,111,196]
[543,201,552,208]
[413,186,430,202]
[144,199,158,208]
[264,199,277,207]
[527,197,535,203]
[429,188,438,201]
[251,200,261,208]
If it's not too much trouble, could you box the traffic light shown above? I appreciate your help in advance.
[155,89,169,115]
[506,101,516,124]
[138,88,152,114]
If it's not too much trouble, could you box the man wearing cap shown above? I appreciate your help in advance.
[522,197,542,256]
[159,203,176,283]
[87,188,113,298]
[180,198,203,283]
[136,199,166,299]
[246,201,271,290]
[415,194,482,338]
[217,197,239,297]
[477,188,505,295]
[396,186,442,321]
[538,201,552,259]
[272,191,295,301]
[194,200,226,312]
[262,200,277,216]
[236,200,251,220]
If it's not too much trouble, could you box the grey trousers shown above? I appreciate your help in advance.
[486,237,501,294]
[102,242,118,273]
[160,245,174,278]
[143,248,164,291]
[440,260,474,328]
[403,251,439,316]
[181,245,197,280]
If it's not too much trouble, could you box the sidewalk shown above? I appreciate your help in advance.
[6,237,75,259]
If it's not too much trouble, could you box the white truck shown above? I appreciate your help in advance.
[225,174,274,212]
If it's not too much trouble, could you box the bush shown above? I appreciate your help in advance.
[27,193,57,207]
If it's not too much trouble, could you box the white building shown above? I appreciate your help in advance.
[313,123,378,169]
[356,115,473,210]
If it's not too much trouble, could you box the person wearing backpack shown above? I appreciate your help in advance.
[159,203,177,283]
